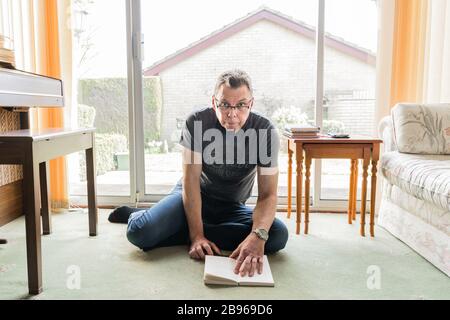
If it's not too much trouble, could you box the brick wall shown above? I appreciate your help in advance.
[156,20,376,145]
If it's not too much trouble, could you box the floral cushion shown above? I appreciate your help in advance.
[392,103,450,155]
[381,151,450,211]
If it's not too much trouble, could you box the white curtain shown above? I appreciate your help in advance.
[423,0,450,102]
[375,0,450,124]
[0,0,33,71]
[0,0,75,128]
[374,0,396,128]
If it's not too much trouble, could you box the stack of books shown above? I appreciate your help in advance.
[283,124,321,139]
[0,35,15,68]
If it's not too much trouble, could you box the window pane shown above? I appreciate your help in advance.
[321,0,377,200]
[69,0,130,197]
[141,0,318,197]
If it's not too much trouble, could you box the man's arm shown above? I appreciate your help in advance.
[230,166,278,276]
[182,147,203,240]
[252,167,278,232]
[182,147,221,259]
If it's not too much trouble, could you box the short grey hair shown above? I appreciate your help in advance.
[214,69,253,97]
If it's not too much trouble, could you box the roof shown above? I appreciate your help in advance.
[143,6,376,76]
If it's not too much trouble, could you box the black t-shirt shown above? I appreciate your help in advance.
[179,107,279,204]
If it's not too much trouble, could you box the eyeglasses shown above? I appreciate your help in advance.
[214,97,253,113]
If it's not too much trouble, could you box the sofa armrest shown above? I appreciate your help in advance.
[378,115,397,152]
[391,103,450,154]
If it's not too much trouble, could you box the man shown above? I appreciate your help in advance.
[109,69,288,277]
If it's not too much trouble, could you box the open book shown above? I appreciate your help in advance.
[204,255,274,287]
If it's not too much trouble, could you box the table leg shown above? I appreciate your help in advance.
[370,159,379,237]
[39,161,52,235]
[86,146,98,237]
[296,144,303,235]
[360,148,370,237]
[23,154,43,295]
[287,141,293,219]
[304,155,312,235]
[352,161,358,221]
[348,160,356,224]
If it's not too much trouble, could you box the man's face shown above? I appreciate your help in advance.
[212,85,253,132]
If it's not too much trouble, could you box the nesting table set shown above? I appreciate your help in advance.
[285,135,382,237]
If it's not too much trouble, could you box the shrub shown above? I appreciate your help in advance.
[271,105,311,130]
[146,140,163,154]
[270,105,346,153]
[78,77,162,140]
[78,133,128,181]
[323,120,346,134]
[77,104,96,128]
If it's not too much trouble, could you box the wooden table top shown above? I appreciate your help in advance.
[284,134,383,144]
[0,127,95,142]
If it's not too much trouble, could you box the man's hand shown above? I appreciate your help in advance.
[189,236,222,260]
[229,233,265,277]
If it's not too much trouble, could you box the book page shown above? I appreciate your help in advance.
[237,255,274,287]
[204,255,238,284]
[204,255,274,287]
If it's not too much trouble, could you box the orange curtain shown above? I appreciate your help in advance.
[31,0,68,210]
[390,0,429,106]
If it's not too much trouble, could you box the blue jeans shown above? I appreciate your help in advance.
[127,182,288,253]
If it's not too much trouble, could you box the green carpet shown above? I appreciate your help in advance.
[0,210,449,300]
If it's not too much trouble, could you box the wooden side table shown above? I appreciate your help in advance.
[0,127,98,294]
[286,135,381,237]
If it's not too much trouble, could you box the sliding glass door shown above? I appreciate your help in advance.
[138,0,318,203]
[68,0,378,210]
[68,0,132,205]
[315,0,377,209]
